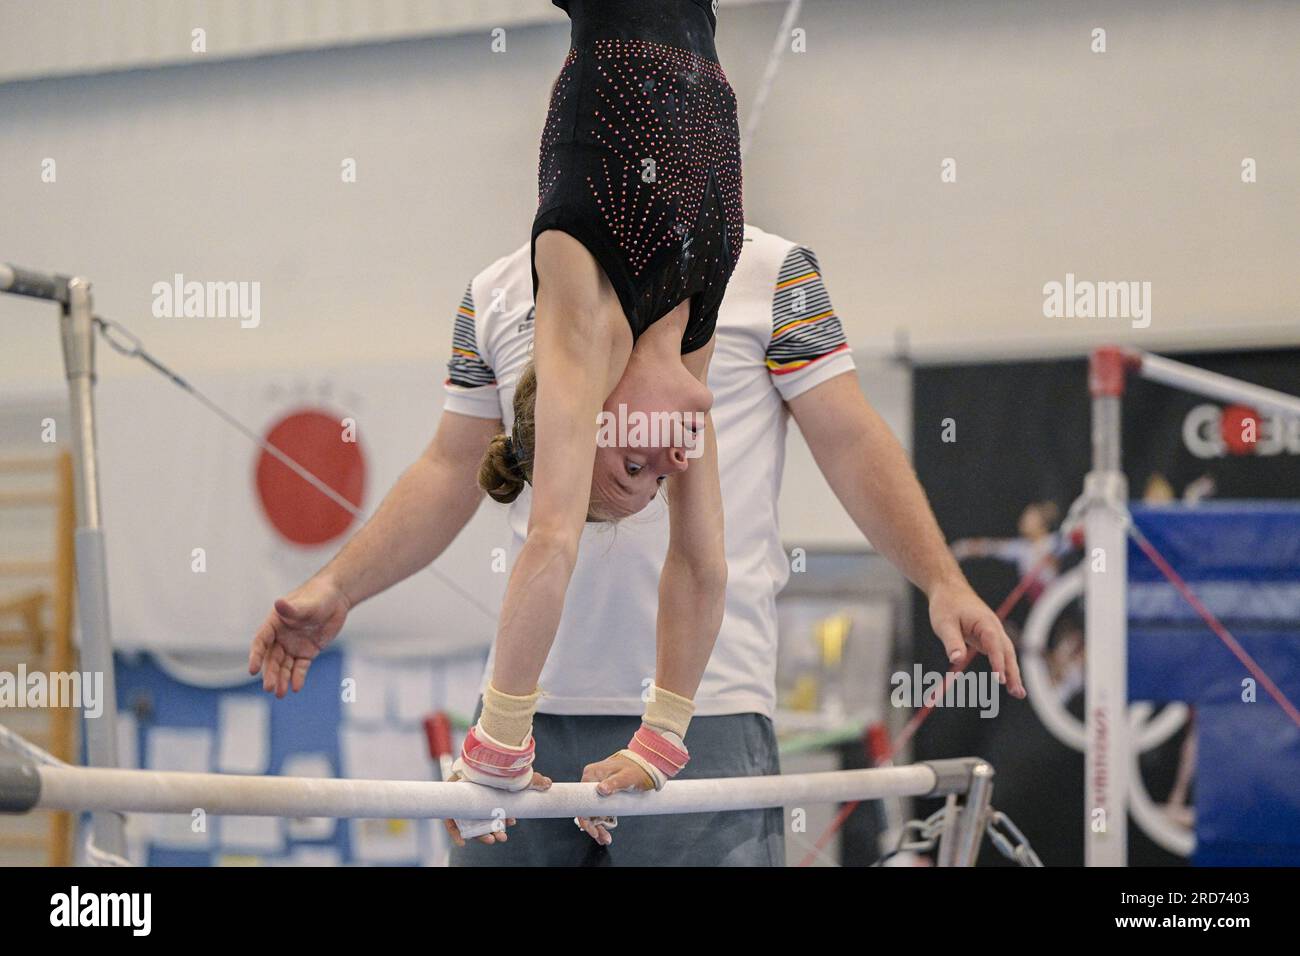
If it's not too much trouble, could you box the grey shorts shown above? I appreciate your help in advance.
[449,710,785,867]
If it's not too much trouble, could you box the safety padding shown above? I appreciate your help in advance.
[1128,502,1300,865]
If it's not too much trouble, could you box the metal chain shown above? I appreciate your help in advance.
[878,805,1043,867]
[985,809,1044,867]
[874,808,947,864]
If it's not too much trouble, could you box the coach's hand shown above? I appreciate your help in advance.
[248,575,351,698]
[927,577,1027,698]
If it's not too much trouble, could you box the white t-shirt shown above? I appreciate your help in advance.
[443,224,855,717]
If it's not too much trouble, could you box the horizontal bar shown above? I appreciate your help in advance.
[0,264,68,304]
[7,761,974,820]
[1135,351,1300,419]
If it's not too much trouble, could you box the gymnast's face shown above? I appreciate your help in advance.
[588,361,713,520]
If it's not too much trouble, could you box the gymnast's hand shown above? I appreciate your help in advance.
[927,578,1027,699]
[247,576,351,698]
[574,753,653,846]
[439,769,552,848]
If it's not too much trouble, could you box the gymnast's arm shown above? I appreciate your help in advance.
[486,282,618,696]
[247,411,499,697]
[573,338,727,842]
[652,337,728,700]
[787,371,1025,697]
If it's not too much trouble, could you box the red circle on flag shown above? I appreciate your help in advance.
[1220,404,1259,456]
[255,409,365,546]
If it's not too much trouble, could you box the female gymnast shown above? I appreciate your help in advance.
[249,0,743,844]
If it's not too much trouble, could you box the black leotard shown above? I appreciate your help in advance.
[533,0,743,354]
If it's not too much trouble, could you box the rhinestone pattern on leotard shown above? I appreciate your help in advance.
[538,48,579,201]
[584,38,742,280]
[535,37,743,343]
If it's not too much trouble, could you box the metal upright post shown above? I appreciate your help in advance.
[948,762,994,867]
[934,794,960,868]
[60,277,127,858]
[1083,347,1131,866]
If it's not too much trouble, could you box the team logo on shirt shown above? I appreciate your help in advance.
[517,306,535,333]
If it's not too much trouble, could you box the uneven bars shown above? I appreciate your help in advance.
[0,760,981,821]
[0,262,69,303]
[1133,350,1300,419]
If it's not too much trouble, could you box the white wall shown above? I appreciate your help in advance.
[742,0,1300,361]
[0,0,565,83]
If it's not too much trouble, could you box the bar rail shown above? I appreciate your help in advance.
[0,759,984,821]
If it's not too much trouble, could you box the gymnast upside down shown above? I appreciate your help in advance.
[457,0,746,839]
[256,0,745,840]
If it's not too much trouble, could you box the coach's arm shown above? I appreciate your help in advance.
[787,371,1025,697]
[248,411,501,697]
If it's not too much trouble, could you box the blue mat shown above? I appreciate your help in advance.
[1128,503,1300,865]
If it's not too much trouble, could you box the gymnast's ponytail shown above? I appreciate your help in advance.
[478,362,537,503]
